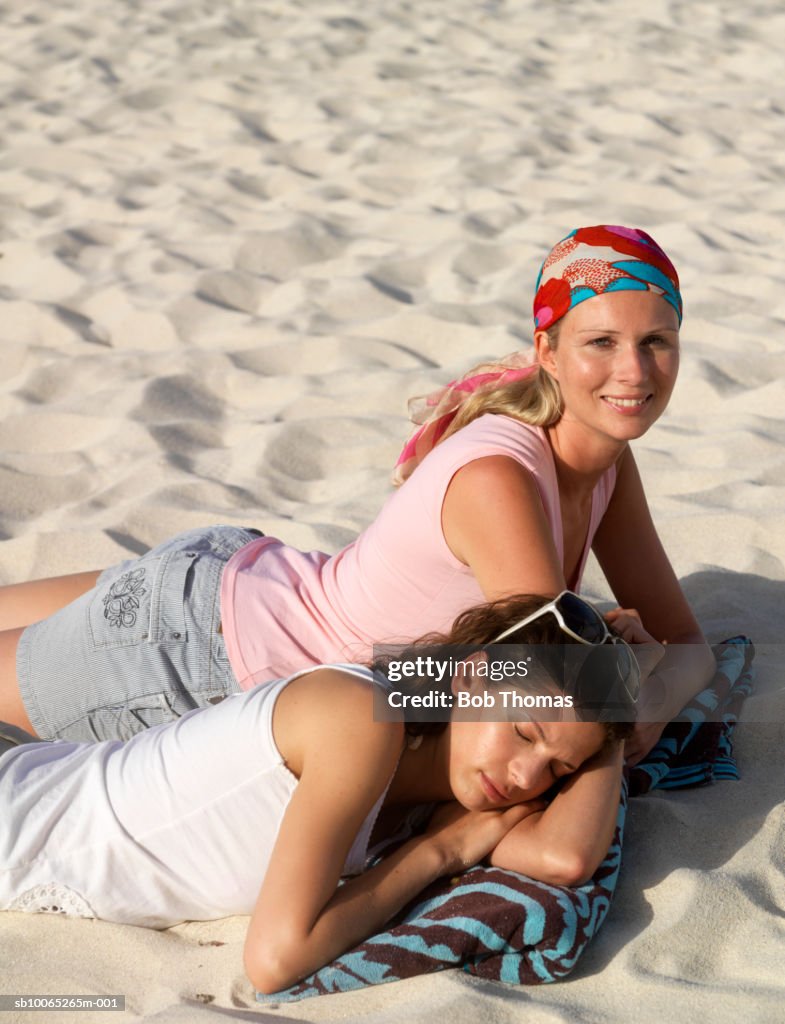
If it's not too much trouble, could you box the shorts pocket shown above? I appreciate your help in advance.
[81,688,230,742]
[87,549,193,651]
[85,693,183,741]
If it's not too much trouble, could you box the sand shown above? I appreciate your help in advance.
[1,0,784,1021]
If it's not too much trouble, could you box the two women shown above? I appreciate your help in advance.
[0,225,713,762]
[0,593,641,993]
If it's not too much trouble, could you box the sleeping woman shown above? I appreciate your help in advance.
[0,592,645,995]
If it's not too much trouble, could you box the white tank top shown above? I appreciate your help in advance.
[0,665,396,928]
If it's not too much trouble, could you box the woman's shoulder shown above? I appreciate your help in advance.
[418,414,548,476]
[281,664,386,701]
[439,416,553,487]
[273,666,404,777]
[276,664,386,716]
[457,412,544,443]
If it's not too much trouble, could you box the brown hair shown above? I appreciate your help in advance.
[371,591,634,748]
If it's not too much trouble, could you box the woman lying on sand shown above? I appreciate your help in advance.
[0,225,712,762]
[0,593,643,994]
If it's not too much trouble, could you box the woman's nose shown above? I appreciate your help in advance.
[510,756,549,795]
[615,343,648,383]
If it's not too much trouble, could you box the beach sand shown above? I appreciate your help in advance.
[1,0,784,1021]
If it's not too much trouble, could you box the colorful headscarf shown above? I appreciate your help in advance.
[533,224,682,331]
[393,225,682,485]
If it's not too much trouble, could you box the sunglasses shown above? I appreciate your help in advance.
[490,590,640,707]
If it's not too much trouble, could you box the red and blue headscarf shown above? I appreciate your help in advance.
[393,225,682,484]
[533,225,682,331]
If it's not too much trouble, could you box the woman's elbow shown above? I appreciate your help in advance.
[244,949,284,995]
[491,843,597,888]
[246,962,286,996]
[244,937,304,995]
[537,848,597,888]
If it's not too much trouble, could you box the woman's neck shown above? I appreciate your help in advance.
[546,419,627,497]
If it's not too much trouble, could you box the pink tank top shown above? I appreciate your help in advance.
[220,415,617,688]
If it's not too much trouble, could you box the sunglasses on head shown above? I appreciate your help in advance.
[490,590,640,706]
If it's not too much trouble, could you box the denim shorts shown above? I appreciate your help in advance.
[17,525,262,742]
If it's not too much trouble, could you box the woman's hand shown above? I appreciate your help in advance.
[424,799,546,876]
[604,606,666,682]
[603,605,653,642]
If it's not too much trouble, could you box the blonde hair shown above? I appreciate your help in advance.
[441,326,563,442]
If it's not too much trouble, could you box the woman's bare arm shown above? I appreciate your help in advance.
[487,742,625,886]
[442,455,566,599]
[593,447,706,644]
[244,670,530,994]
[249,800,532,994]
[593,447,715,758]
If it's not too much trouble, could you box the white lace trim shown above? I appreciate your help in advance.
[9,883,95,918]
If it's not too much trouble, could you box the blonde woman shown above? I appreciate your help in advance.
[0,226,712,762]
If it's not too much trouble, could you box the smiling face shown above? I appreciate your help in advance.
[535,290,680,446]
[446,715,607,811]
